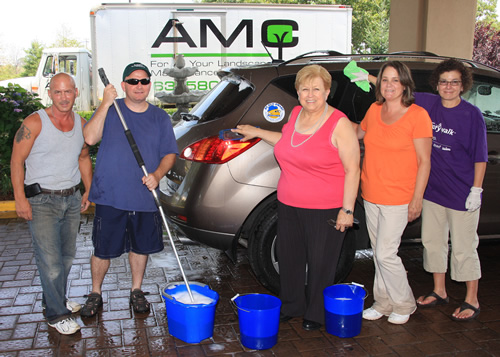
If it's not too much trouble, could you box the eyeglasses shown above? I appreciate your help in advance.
[124,78,151,85]
[438,80,462,87]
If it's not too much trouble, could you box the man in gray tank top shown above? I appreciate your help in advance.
[10,73,92,335]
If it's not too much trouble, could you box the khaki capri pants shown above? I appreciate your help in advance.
[421,199,481,282]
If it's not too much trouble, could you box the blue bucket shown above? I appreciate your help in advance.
[233,294,281,350]
[162,282,219,343]
[324,283,367,338]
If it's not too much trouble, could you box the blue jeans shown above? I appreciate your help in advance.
[28,191,81,324]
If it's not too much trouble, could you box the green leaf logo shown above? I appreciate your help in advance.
[267,25,294,44]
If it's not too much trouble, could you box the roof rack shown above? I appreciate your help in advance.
[277,51,499,72]
[389,51,439,57]
[278,50,347,66]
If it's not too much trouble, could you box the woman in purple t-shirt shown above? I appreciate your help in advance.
[413,59,487,322]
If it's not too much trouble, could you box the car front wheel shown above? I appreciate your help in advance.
[247,203,357,295]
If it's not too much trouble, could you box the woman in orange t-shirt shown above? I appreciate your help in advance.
[354,61,432,325]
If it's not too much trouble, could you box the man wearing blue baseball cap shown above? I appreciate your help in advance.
[81,62,178,318]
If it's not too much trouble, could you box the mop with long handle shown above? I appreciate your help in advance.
[98,68,194,302]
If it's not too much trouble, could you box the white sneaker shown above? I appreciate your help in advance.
[362,307,386,320]
[48,317,81,335]
[42,300,81,313]
[66,300,81,313]
[388,307,416,325]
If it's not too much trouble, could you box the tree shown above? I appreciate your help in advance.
[337,0,390,54]
[473,0,500,69]
[51,25,82,48]
[0,64,22,81]
[202,0,334,3]
[476,0,499,28]
[473,22,500,68]
[21,40,44,77]
[0,46,24,80]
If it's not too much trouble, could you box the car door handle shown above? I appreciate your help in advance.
[488,151,499,165]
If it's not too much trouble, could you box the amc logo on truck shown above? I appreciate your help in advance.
[152,19,298,60]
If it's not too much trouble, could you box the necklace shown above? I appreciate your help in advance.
[290,103,328,148]
[51,107,75,138]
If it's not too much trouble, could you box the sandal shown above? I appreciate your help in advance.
[451,302,480,321]
[80,292,103,318]
[416,291,449,307]
[130,289,150,314]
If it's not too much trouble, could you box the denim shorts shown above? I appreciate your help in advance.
[92,204,164,259]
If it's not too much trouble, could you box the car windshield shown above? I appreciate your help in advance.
[188,74,254,123]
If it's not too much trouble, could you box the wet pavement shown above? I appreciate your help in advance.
[1,215,500,356]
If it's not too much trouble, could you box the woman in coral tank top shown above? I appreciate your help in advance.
[234,65,360,331]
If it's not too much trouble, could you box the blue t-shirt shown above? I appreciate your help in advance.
[89,99,178,212]
[415,92,487,211]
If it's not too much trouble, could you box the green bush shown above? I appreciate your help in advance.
[77,111,99,169]
[0,84,44,199]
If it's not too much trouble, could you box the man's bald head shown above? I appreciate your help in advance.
[49,73,76,90]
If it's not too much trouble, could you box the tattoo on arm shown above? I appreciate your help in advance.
[15,124,32,143]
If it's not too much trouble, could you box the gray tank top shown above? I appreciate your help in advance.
[24,109,84,190]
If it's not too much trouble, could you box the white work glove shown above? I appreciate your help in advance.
[465,187,483,212]
[350,71,369,83]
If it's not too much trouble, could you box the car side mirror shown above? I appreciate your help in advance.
[478,85,492,96]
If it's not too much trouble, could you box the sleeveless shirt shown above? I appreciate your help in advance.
[274,105,346,209]
[25,109,84,190]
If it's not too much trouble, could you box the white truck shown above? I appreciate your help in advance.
[0,48,93,111]
[1,3,352,111]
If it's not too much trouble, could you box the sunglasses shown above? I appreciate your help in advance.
[124,78,151,85]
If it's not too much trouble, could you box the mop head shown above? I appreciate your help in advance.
[343,60,371,92]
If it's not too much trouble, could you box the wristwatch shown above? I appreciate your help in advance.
[341,207,353,215]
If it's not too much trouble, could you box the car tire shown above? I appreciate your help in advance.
[248,203,280,294]
[247,202,357,295]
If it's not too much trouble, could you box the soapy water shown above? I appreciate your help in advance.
[171,290,215,305]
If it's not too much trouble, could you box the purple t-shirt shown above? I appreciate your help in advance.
[89,99,178,212]
[415,92,487,211]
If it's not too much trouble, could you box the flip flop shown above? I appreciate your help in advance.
[451,302,480,321]
[417,291,449,307]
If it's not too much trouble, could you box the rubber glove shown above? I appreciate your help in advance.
[343,60,371,92]
[465,186,483,212]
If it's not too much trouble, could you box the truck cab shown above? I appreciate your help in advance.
[32,48,93,111]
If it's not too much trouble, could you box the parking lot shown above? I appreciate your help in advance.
[1,215,500,356]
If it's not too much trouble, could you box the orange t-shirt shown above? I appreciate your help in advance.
[360,103,432,205]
